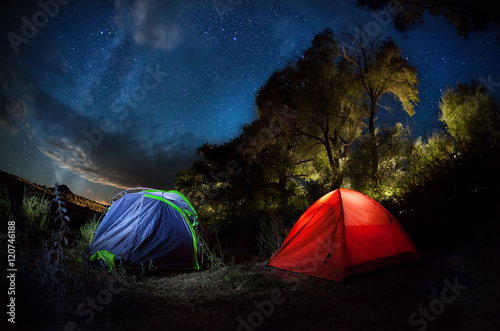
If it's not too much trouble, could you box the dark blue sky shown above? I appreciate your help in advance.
[1,0,499,203]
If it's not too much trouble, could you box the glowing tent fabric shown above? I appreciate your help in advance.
[268,188,419,281]
[88,189,205,270]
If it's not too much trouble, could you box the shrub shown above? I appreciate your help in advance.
[258,211,290,257]
[439,82,500,152]
[200,230,226,270]
[80,214,101,245]
[21,188,51,235]
[0,184,11,220]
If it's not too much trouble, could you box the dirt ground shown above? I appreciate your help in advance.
[14,237,495,331]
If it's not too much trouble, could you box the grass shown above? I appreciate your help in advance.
[51,213,500,331]
[66,242,497,331]
[258,211,289,257]
[9,223,500,331]
[21,187,51,235]
[80,213,101,245]
[4,181,499,330]
[0,184,11,220]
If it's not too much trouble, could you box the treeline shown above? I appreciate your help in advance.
[175,28,500,249]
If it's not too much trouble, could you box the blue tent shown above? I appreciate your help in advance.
[88,188,205,270]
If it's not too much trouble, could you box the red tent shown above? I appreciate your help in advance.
[268,188,419,281]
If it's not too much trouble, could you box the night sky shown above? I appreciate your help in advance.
[1,0,499,203]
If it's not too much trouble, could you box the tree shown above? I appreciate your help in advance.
[256,28,368,189]
[341,28,419,138]
[439,82,500,152]
[237,117,314,196]
[346,123,415,200]
[340,28,418,190]
[175,117,313,227]
[175,142,240,227]
[357,0,500,39]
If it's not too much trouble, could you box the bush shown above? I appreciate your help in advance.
[0,184,11,220]
[80,214,101,245]
[346,124,414,201]
[21,188,51,235]
[440,82,500,152]
[258,211,290,257]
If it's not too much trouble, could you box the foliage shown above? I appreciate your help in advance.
[346,124,413,200]
[52,183,71,263]
[0,184,11,220]
[439,82,500,153]
[80,214,101,245]
[200,230,226,270]
[21,187,51,235]
[176,130,311,229]
[356,0,500,38]
[374,124,415,197]
[256,28,369,189]
[257,211,291,257]
[15,184,75,326]
[175,19,499,259]
[27,183,73,316]
[175,140,247,228]
[401,132,455,190]
[340,27,418,190]
[342,28,419,137]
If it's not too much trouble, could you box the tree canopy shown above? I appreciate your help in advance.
[439,82,500,151]
[342,27,419,137]
[256,28,368,188]
[176,27,424,225]
[357,0,500,39]
[175,25,500,232]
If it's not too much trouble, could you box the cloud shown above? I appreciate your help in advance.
[1,48,202,194]
[0,82,27,134]
[0,62,79,139]
[25,86,200,190]
[39,138,115,186]
[39,131,198,190]
[114,0,188,51]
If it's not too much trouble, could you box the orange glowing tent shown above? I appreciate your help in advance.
[267,188,419,281]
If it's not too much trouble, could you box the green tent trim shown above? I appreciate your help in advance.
[81,188,203,271]
[90,250,116,271]
[77,250,116,271]
[144,193,200,270]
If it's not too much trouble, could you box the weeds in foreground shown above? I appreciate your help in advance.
[0,184,11,220]
[14,184,75,325]
[15,183,135,329]
[140,259,159,275]
[199,230,237,283]
[200,230,225,269]
[258,211,289,257]
[21,187,51,235]
[80,213,101,245]
[52,183,71,264]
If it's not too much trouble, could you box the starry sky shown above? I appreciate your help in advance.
[1,0,499,203]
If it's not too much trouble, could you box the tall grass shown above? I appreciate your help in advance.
[0,184,11,220]
[200,230,226,270]
[258,211,289,257]
[80,214,101,245]
[21,187,51,234]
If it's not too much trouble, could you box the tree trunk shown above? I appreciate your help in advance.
[323,128,344,189]
[368,97,379,191]
[368,136,379,191]
[323,131,336,172]
[369,98,377,137]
